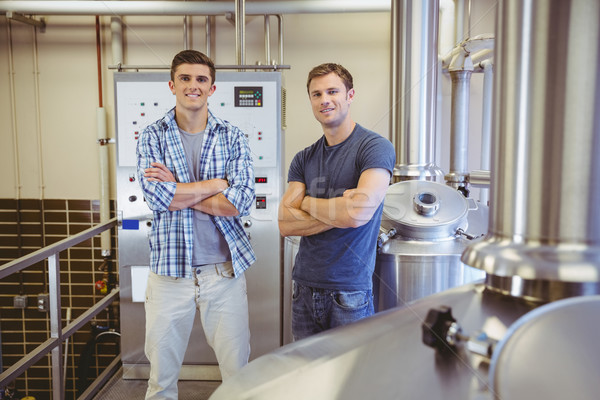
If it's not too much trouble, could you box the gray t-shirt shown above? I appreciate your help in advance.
[179,127,231,265]
[287,123,395,291]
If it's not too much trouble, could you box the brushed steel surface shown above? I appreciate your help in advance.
[381,181,469,240]
[490,295,600,400]
[374,239,485,310]
[462,0,600,300]
[375,181,487,311]
[391,0,444,181]
[209,283,537,400]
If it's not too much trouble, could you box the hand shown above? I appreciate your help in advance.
[145,162,176,182]
[343,188,357,198]
[210,178,229,192]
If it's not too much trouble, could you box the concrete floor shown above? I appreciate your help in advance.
[93,368,221,400]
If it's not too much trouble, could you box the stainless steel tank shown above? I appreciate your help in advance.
[374,180,486,311]
[210,1,600,399]
[209,284,600,400]
[461,0,600,302]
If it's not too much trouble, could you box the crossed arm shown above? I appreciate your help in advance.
[144,162,239,216]
[278,168,391,237]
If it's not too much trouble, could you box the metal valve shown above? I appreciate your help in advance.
[422,306,497,359]
[422,306,463,353]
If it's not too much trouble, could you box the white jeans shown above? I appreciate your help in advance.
[144,262,250,400]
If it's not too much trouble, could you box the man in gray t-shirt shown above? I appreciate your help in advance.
[278,63,395,341]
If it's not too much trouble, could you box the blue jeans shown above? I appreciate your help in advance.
[291,281,374,341]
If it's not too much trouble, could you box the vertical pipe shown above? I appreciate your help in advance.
[96,16,111,256]
[389,0,399,154]
[466,0,472,39]
[439,0,456,57]
[205,15,212,58]
[392,0,444,181]
[276,14,284,65]
[97,108,111,255]
[235,0,245,65]
[7,20,21,200]
[462,0,600,301]
[32,26,45,199]
[111,16,123,65]
[264,15,271,64]
[454,0,465,43]
[446,70,472,195]
[183,15,189,50]
[479,60,493,205]
[95,17,103,107]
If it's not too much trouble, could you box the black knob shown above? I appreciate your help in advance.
[422,306,457,352]
[129,195,137,202]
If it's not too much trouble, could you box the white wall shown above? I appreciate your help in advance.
[0,1,496,201]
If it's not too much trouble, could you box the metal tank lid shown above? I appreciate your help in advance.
[381,181,469,240]
[490,295,600,400]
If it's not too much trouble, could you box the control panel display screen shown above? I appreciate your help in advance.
[255,177,268,184]
[235,86,263,107]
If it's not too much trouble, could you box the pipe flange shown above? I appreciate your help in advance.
[413,191,440,216]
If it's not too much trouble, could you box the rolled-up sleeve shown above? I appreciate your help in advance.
[221,127,255,217]
[136,124,177,212]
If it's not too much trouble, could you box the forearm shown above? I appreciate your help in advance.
[169,179,227,211]
[300,194,377,229]
[278,205,332,237]
[192,193,239,217]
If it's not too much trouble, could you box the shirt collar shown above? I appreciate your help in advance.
[165,107,225,133]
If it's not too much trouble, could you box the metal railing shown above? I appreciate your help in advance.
[0,217,120,400]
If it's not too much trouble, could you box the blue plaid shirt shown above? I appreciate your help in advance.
[136,108,256,278]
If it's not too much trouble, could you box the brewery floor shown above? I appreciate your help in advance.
[93,367,220,400]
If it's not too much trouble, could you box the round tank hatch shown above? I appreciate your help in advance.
[381,181,468,240]
[491,295,600,400]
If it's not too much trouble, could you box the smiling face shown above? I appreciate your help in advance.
[168,63,216,113]
[308,72,355,129]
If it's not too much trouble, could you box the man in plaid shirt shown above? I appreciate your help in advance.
[136,50,255,399]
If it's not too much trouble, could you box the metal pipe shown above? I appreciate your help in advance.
[111,16,123,65]
[276,14,284,65]
[108,63,291,70]
[96,16,112,257]
[33,24,45,199]
[264,15,271,64]
[439,0,455,56]
[468,170,490,187]
[235,0,245,66]
[0,1,389,15]
[95,16,103,108]
[7,19,21,200]
[183,15,189,49]
[389,0,399,157]
[97,108,111,256]
[446,70,471,191]
[479,60,493,204]
[462,0,600,301]
[454,0,465,43]
[392,0,444,182]
[205,15,211,58]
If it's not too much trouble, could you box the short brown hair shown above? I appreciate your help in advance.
[306,63,353,94]
[170,50,216,84]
